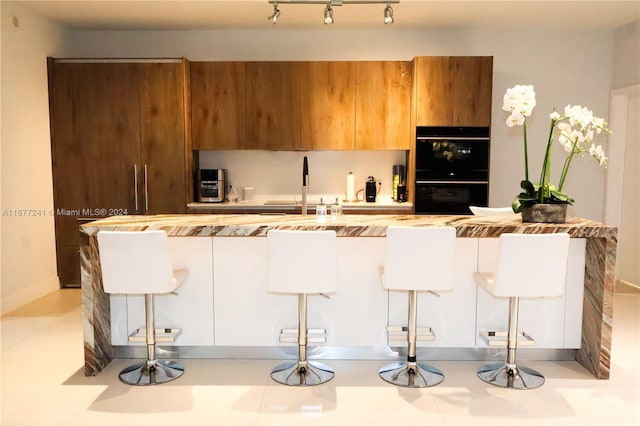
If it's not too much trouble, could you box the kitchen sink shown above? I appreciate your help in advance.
[263,200,296,206]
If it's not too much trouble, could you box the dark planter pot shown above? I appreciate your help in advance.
[521,203,568,223]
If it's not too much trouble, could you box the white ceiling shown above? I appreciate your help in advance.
[10,0,640,31]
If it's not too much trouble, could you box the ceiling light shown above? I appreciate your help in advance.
[267,1,399,25]
[383,3,394,24]
[323,3,334,24]
[268,2,281,24]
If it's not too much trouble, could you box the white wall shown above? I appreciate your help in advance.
[609,20,639,286]
[613,20,640,89]
[68,27,615,220]
[617,94,640,286]
[0,2,69,313]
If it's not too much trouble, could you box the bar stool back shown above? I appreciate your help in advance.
[474,233,570,389]
[379,226,456,388]
[267,229,337,386]
[97,230,188,385]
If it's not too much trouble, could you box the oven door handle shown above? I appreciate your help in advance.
[417,136,490,141]
[416,180,489,185]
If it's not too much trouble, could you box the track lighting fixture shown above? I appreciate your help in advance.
[383,2,394,24]
[267,1,399,25]
[267,2,281,24]
[323,3,334,24]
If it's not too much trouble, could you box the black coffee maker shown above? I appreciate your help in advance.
[365,176,377,202]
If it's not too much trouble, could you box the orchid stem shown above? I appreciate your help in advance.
[523,122,529,182]
[538,119,557,203]
[558,138,578,191]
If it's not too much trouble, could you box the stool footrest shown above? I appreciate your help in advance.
[128,327,182,343]
[279,328,326,344]
[479,330,535,346]
[386,326,435,342]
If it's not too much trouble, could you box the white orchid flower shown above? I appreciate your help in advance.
[503,83,610,206]
[591,116,605,133]
[503,85,536,116]
[583,129,594,144]
[507,111,525,127]
[565,105,594,130]
[502,95,515,112]
[589,144,607,166]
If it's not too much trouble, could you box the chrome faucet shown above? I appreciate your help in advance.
[302,156,309,216]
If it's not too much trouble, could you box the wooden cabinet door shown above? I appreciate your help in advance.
[50,62,141,214]
[415,56,454,126]
[452,56,493,127]
[246,62,301,150]
[300,61,356,150]
[414,56,493,127]
[356,61,412,149]
[49,61,142,285]
[190,62,246,150]
[139,62,186,214]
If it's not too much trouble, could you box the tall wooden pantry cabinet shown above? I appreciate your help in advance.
[47,59,188,286]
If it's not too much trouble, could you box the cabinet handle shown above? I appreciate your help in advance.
[144,164,149,213]
[134,164,139,212]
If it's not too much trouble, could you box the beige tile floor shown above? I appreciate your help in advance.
[1,285,638,426]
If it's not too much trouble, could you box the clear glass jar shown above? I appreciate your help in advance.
[316,198,328,221]
[330,197,343,218]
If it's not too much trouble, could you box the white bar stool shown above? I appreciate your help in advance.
[379,226,456,388]
[267,229,337,386]
[97,230,188,386]
[474,233,570,389]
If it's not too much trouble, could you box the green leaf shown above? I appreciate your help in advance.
[512,197,522,213]
[550,189,575,205]
[520,180,535,196]
[517,192,537,201]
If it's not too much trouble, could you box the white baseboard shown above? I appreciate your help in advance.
[1,276,60,315]
[617,279,640,291]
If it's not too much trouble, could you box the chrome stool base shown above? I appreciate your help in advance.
[119,360,185,386]
[477,363,545,390]
[379,361,444,388]
[271,361,335,386]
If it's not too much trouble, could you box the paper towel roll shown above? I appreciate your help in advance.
[346,172,356,202]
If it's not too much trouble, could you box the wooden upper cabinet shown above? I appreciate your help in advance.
[246,62,301,150]
[452,57,493,127]
[355,61,412,150]
[300,61,356,150]
[139,62,186,214]
[415,56,493,127]
[190,62,246,150]
[415,57,453,127]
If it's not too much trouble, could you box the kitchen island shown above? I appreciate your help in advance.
[80,214,616,379]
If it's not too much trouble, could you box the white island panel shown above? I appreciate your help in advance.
[111,237,214,346]
[387,238,479,347]
[212,237,389,347]
[475,238,585,349]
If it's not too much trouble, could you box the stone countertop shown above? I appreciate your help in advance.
[81,213,616,239]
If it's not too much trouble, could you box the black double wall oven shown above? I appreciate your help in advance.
[414,126,490,214]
